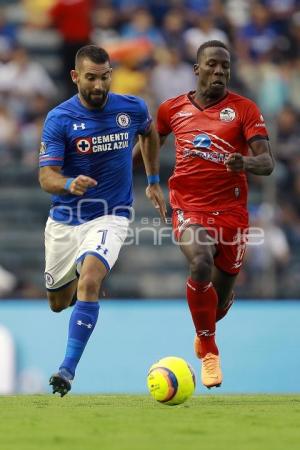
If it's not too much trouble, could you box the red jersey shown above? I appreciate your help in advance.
[49,0,91,42]
[157,90,268,213]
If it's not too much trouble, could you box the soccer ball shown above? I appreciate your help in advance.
[147,356,196,406]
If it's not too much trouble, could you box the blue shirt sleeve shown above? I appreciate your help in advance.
[39,112,65,167]
[136,98,152,135]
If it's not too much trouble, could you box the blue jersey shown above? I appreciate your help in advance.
[39,93,152,225]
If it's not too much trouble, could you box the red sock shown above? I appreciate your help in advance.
[216,294,234,322]
[186,277,218,357]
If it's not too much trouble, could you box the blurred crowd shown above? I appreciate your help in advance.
[1,0,300,298]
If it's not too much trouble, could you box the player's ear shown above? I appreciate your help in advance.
[71,69,78,84]
[193,64,199,76]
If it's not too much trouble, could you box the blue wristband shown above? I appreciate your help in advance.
[147,174,160,185]
[64,178,74,191]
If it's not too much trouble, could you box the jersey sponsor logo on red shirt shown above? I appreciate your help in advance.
[254,115,266,128]
[193,133,212,148]
[176,111,193,118]
[180,132,233,165]
[184,148,227,164]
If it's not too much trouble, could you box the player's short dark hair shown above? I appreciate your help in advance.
[196,40,229,62]
[75,45,110,68]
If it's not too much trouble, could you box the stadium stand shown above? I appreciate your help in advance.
[0,0,300,299]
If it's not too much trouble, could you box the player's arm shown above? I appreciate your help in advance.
[39,166,97,196]
[132,140,144,167]
[225,139,274,175]
[138,122,161,176]
[139,122,167,222]
[244,139,274,175]
[159,134,168,147]
[225,101,274,175]
[132,132,168,166]
[133,98,171,166]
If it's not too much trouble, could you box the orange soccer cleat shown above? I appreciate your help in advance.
[201,353,223,389]
[194,336,223,388]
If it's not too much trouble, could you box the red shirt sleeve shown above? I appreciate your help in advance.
[156,100,172,136]
[241,100,269,143]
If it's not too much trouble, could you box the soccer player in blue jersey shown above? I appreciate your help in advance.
[39,45,166,397]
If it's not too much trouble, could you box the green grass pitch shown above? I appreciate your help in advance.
[0,395,299,450]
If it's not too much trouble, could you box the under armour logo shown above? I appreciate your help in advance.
[96,245,108,255]
[77,320,92,329]
[73,123,86,130]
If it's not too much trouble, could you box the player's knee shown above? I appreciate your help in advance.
[47,293,67,313]
[49,301,66,313]
[51,304,65,313]
[218,292,234,309]
[190,253,213,280]
[77,273,101,297]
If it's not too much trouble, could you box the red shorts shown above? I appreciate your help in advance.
[172,209,249,275]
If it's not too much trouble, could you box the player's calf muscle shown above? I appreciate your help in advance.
[47,280,77,312]
[48,292,72,312]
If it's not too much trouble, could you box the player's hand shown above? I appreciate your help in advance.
[225,153,245,172]
[69,175,98,196]
[146,184,167,223]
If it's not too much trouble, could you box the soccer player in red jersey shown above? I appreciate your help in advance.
[156,40,274,388]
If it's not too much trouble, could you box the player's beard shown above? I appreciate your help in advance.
[82,89,109,108]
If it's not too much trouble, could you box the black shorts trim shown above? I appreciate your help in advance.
[46,278,77,292]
